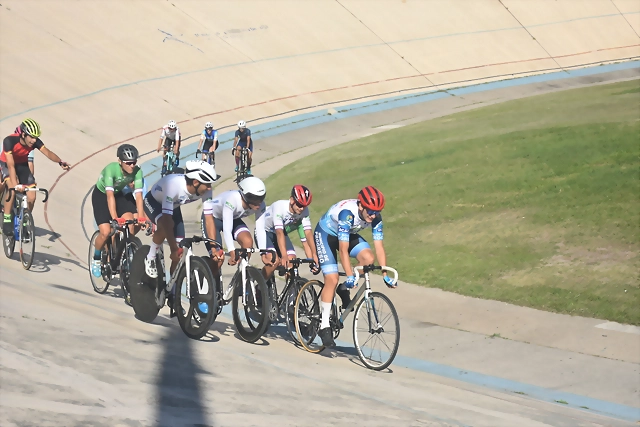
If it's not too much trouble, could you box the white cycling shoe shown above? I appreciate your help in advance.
[144,256,158,278]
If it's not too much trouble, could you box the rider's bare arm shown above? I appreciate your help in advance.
[303,228,319,264]
[4,151,19,188]
[338,240,353,277]
[373,239,388,276]
[106,190,119,220]
[40,146,69,169]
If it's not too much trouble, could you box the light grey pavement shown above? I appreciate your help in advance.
[2,68,640,427]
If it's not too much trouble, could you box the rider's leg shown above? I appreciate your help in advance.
[318,272,339,347]
[2,184,15,235]
[26,187,36,212]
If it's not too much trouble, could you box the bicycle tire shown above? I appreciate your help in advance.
[128,245,161,322]
[117,236,142,306]
[285,278,308,344]
[294,280,325,353]
[174,256,218,340]
[88,230,110,294]
[231,266,269,343]
[352,291,400,371]
[19,211,36,270]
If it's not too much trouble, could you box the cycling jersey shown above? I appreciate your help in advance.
[255,199,311,249]
[160,126,181,143]
[202,189,265,252]
[318,199,383,242]
[201,129,218,144]
[1,135,44,164]
[95,162,144,194]
[234,128,253,151]
[147,174,203,218]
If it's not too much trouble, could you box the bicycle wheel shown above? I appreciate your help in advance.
[19,211,36,270]
[352,291,400,371]
[294,280,325,353]
[284,278,306,344]
[174,256,218,340]
[231,266,269,343]
[2,219,15,258]
[118,236,142,306]
[128,245,161,322]
[88,230,110,294]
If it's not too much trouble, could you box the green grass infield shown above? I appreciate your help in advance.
[265,80,640,325]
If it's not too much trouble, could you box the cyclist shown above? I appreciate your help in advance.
[196,122,218,164]
[1,119,70,236]
[143,160,217,280]
[313,186,396,348]
[232,120,253,174]
[255,184,320,283]
[200,176,266,273]
[90,144,148,278]
[157,120,181,172]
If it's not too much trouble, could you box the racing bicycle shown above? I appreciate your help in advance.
[161,142,177,177]
[232,146,251,183]
[2,187,48,270]
[88,218,145,305]
[294,264,400,371]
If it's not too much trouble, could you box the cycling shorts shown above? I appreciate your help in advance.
[200,215,249,256]
[202,140,218,153]
[92,187,137,226]
[257,230,296,259]
[143,192,184,241]
[0,161,36,186]
[313,223,370,275]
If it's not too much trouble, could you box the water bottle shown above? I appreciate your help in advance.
[13,215,19,238]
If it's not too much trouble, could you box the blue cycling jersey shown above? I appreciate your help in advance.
[318,199,383,241]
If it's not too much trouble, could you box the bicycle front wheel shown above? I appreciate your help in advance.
[175,256,218,340]
[231,266,269,343]
[285,278,308,344]
[88,230,109,294]
[352,291,400,371]
[294,280,325,353]
[19,212,36,270]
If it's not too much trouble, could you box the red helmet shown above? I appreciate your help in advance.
[358,186,385,211]
[291,184,312,207]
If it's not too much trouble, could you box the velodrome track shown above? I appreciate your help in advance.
[1,2,639,426]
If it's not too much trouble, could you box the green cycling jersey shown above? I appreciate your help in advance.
[95,162,143,194]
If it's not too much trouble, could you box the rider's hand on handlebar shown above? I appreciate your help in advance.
[14,184,25,193]
[310,261,320,275]
[383,274,397,288]
[344,275,357,289]
[115,217,128,226]
[228,250,238,266]
[261,252,274,267]
[170,247,184,264]
[59,161,71,170]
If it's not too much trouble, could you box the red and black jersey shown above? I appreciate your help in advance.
[0,134,44,163]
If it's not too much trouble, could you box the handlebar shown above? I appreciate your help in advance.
[337,264,399,286]
[5,187,49,203]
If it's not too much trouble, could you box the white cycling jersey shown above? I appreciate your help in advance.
[255,199,311,249]
[160,126,181,142]
[148,174,203,216]
[202,190,265,252]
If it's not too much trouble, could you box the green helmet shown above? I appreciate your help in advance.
[20,118,41,138]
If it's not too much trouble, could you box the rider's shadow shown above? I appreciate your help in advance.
[33,225,62,242]
[23,250,87,273]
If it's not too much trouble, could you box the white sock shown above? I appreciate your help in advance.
[320,301,332,329]
[147,241,160,260]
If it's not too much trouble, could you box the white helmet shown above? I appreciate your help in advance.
[237,120,246,129]
[167,120,177,129]
[238,176,266,205]
[204,121,213,129]
[185,160,217,184]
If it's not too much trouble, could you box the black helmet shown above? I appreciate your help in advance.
[117,144,139,162]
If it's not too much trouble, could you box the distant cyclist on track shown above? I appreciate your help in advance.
[157,120,181,171]
[197,122,218,164]
[232,120,253,174]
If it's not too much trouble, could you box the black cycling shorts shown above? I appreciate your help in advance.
[92,186,137,226]
[0,161,36,186]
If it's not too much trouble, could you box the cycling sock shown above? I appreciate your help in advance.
[147,241,160,260]
[320,301,332,329]
[94,249,101,260]
[3,214,10,222]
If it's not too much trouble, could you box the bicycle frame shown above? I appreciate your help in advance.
[5,187,49,238]
[337,265,398,326]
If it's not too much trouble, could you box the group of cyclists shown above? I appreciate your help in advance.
[3,118,396,349]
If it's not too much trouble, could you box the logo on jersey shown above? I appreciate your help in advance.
[165,196,173,203]
[224,201,234,210]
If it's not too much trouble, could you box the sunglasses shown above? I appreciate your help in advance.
[365,209,381,216]
[123,161,137,166]
[293,200,306,209]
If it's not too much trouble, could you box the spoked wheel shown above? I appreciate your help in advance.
[128,245,162,323]
[19,211,36,270]
[88,230,110,294]
[294,280,326,353]
[174,256,218,340]
[118,236,142,306]
[285,278,308,344]
[352,292,400,371]
[231,266,269,343]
